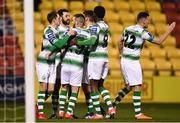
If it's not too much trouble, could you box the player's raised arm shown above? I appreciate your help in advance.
[153,22,176,45]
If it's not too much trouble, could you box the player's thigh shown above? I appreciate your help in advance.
[88,61,104,80]
[121,60,142,86]
[70,67,83,87]
[36,63,49,83]
[48,64,56,84]
[61,65,70,85]
[101,62,109,79]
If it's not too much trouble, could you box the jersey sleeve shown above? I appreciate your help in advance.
[141,30,155,42]
[44,29,58,44]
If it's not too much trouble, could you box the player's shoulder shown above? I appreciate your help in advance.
[44,26,54,34]
[96,21,109,29]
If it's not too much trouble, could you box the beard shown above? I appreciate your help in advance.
[62,18,70,25]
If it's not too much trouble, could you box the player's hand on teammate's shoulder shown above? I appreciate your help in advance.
[45,51,51,60]
[167,22,176,32]
[67,29,77,36]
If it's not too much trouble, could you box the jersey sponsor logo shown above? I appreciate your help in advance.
[47,32,56,43]
[90,27,98,35]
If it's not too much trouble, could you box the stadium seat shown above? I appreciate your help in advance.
[101,1,114,11]
[119,11,135,24]
[150,12,167,24]
[0,57,9,76]
[0,47,4,56]
[34,22,44,33]
[145,41,161,49]
[84,1,98,10]
[167,49,180,59]
[154,59,172,76]
[170,59,180,76]
[71,10,83,15]
[174,34,180,48]
[147,24,155,35]
[39,1,53,11]
[110,69,122,78]
[151,49,167,59]
[108,22,123,34]
[111,33,121,47]
[4,36,16,46]
[109,58,120,70]
[173,23,180,35]
[145,1,161,12]
[13,12,23,21]
[105,11,120,23]
[154,23,168,35]
[108,47,119,58]
[53,1,68,10]
[140,59,155,78]
[15,21,24,33]
[161,2,176,12]
[129,1,145,12]
[122,22,135,28]
[165,12,180,24]
[162,36,176,48]
[69,1,84,11]
[114,0,130,11]
[34,12,42,21]
[41,10,50,22]
[141,49,151,59]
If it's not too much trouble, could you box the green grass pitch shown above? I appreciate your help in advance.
[36,103,180,122]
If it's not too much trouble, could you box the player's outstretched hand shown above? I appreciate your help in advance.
[67,29,77,36]
[167,22,176,33]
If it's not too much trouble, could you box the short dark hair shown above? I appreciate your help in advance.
[94,6,105,19]
[57,9,69,17]
[74,13,85,24]
[47,11,57,24]
[83,10,95,22]
[137,12,149,22]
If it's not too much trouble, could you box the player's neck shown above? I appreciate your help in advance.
[137,22,145,29]
[51,23,58,29]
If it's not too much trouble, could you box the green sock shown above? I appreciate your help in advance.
[91,92,102,115]
[59,90,67,113]
[133,91,141,116]
[84,92,93,114]
[99,87,113,110]
[37,91,45,114]
[44,91,52,101]
[67,92,78,114]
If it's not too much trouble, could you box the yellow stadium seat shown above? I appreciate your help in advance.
[39,1,53,10]
[111,33,121,47]
[105,11,120,23]
[53,1,68,10]
[108,47,119,58]
[110,70,122,78]
[150,12,166,24]
[114,0,130,11]
[151,49,167,59]
[162,36,176,48]
[129,1,145,12]
[167,49,180,59]
[155,23,167,35]
[13,12,23,21]
[34,22,44,33]
[41,11,50,22]
[170,59,180,76]
[15,21,24,33]
[70,10,83,15]
[108,22,123,34]
[35,32,43,46]
[147,24,155,35]
[145,41,161,49]
[101,1,114,11]
[69,1,84,11]
[109,58,120,70]
[84,1,98,10]
[119,11,135,24]
[122,22,135,28]
[145,1,161,12]
[140,59,155,78]
[154,59,172,76]
[34,12,42,21]
[141,49,151,59]
[18,33,24,46]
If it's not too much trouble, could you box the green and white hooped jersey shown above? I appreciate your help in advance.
[37,25,60,64]
[122,24,155,60]
[62,27,91,68]
[88,21,109,62]
[55,25,69,63]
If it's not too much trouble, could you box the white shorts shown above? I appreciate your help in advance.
[88,61,109,80]
[82,62,90,85]
[36,63,56,83]
[61,64,83,87]
[120,58,142,86]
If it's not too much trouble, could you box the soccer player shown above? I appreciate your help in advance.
[36,11,76,119]
[49,9,71,119]
[88,6,115,119]
[113,12,176,119]
[58,14,97,119]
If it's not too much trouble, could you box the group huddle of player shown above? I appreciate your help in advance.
[35,5,176,120]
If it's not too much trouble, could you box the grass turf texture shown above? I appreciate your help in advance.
[1,103,180,122]
[37,103,180,122]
